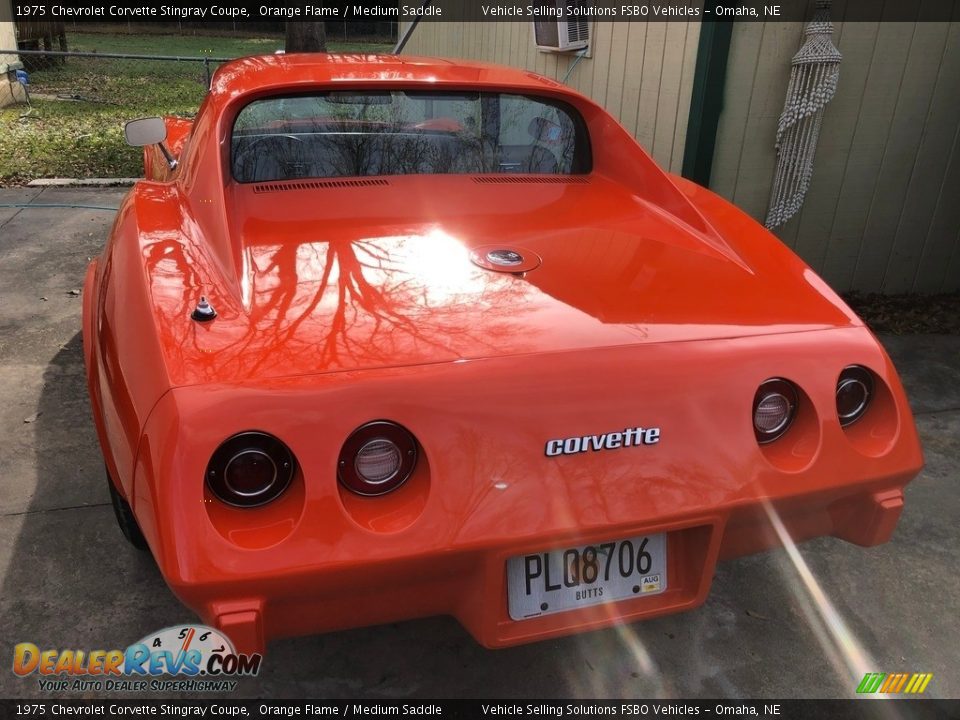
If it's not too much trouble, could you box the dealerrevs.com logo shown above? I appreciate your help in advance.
[13,625,262,693]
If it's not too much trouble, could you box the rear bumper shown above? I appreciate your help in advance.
[157,481,912,655]
[125,328,923,654]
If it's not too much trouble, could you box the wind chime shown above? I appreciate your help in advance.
[765,1,842,230]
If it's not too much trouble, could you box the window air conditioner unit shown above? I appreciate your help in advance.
[533,2,591,52]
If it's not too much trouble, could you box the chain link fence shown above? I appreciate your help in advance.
[0,46,242,182]
[7,48,230,108]
[0,31,392,183]
[3,24,394,111]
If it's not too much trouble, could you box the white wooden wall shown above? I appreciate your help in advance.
[712,9,960,293]
[404,13,960,293]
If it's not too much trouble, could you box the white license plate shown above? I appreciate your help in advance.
[507,534,667,620]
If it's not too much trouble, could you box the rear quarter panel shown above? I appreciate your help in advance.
[84,186,175,500]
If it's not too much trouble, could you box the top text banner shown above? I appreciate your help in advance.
[5,0,959,23]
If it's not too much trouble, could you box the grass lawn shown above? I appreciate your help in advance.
[0,32,393,183]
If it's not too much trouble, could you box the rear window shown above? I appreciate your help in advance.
[231,91,591,183]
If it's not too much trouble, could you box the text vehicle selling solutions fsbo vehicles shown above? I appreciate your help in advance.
[83,54,924,652]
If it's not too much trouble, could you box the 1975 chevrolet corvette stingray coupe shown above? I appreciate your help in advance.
[83,54,923,653]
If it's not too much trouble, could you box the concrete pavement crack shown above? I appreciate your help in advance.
[1,501,111,518]
[0,186,46,231]
[0,206,25,231]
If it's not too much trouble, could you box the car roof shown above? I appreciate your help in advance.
[208,53,568,99]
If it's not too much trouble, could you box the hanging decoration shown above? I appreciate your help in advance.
[765,0,842,230]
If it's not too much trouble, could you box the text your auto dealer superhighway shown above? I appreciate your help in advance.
[47,4,247,18]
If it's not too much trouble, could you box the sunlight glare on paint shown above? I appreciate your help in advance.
[401,227,480,305]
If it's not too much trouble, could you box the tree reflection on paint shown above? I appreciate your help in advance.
[143,229,538,384]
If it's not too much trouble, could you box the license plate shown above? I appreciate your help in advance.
[506,534,667,620]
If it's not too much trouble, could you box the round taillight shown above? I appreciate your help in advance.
[339,421,417,496]
[206,432,295,507]
[837,365,873,427]
[356,439,402,483]
[753,378,799,443]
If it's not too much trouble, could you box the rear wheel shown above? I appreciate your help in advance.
[106,468,148,551]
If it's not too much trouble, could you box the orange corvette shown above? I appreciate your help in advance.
[83,54,923,654]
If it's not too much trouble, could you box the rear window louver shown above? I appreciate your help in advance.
[252,178,390,193]
[472,176,591,185]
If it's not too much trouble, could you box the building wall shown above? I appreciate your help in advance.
[712,17,960,293]
[0,22,15,55]
[403,16,960,293]
[0,14,25,109]
[402,20,701,174]
[1,12,19,67]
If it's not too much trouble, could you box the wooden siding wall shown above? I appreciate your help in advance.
[402,20,701,174]
[404,12,960,293]
[712,9,960,293]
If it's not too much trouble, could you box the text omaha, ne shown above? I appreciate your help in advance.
[480,4,781,18]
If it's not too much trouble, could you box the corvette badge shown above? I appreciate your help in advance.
[545,427,661,457]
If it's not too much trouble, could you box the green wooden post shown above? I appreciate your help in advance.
[681,19,734,187]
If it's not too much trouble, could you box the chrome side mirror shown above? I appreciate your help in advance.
[124,117,177,170]
[124,117,167,147]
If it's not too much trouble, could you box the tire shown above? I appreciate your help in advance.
[106,468,149,551]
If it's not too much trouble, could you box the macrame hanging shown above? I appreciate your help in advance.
[765,1,841,230]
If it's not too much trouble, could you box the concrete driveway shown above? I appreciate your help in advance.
[1,187,958,700]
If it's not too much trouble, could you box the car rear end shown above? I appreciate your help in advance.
[131,325,922,653]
